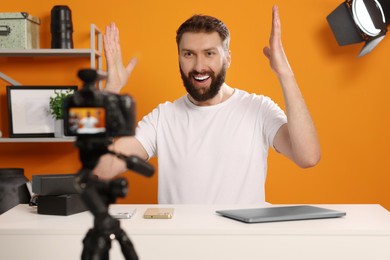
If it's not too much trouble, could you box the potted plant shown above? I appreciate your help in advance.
[49,89,74,137]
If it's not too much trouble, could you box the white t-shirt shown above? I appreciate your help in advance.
[135,89,287,204]
[80,116,98,128]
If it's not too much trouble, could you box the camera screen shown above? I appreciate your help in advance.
[68,107,106,135]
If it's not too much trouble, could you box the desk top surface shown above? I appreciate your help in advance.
[1,204,389,236]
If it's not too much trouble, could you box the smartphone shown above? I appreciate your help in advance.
[110,208,136,219]
[111,212,133,219]
[143,208,174,219]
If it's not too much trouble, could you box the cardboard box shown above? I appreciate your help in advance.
[0,12,40,49]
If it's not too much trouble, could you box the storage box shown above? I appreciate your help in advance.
[0,12,40,49]
[32,173,79,196]
[37,194,87,216]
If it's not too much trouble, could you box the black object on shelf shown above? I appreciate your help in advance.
[51,5,74,49]
[0,168,31,215]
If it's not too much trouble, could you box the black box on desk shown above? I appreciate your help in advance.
[32,173,87,216]
[37,194,87,216]
[32,173,78,196]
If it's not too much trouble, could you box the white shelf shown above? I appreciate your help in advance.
[0,24,103,76]
[0,48,101,57]
[0,137,76,143]
[0,49,101,57]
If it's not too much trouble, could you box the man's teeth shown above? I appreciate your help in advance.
[194,75,210,81]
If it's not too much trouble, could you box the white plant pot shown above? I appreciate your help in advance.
[54,119,64,138]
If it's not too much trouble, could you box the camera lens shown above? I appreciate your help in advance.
[51,5,74,49]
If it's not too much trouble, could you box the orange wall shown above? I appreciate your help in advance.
[1,0,389,210]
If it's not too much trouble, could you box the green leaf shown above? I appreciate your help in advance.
[49,89,74,120]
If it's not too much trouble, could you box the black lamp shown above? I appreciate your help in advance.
[327,0,390,57]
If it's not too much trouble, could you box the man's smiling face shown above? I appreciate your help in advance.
[179,31,231,102]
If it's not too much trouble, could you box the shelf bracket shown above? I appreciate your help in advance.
[0,72,21,86]
[90,24,103,89]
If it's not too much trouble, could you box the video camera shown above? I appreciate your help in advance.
[63,69,135,137]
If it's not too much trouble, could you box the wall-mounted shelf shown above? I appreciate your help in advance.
[0,137,75,143]
[0,48,101,57]
[0,24,103,75]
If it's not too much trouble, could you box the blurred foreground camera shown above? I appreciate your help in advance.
[63,69,135,137]
[69,69,154,260]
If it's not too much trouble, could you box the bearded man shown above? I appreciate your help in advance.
[95,6,321,204]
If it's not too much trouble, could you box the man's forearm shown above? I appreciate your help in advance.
[279,74,321,167]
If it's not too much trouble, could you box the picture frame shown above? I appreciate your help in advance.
[6,86,78,138]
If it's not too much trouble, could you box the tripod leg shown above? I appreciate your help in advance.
[81,228,111,260]
[116,228,139,260]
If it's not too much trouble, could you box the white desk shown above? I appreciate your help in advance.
[0,204,389,260]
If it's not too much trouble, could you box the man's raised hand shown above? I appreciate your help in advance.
[103,22,137,93]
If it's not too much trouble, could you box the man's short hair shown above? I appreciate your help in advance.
[176,15,230,52]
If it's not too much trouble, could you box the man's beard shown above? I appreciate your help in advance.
[180,64,226,102]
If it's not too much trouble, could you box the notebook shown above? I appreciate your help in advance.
[216,205,346,223]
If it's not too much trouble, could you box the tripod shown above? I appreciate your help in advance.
[75,137,154,260]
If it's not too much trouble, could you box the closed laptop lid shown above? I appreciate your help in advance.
[216,205,346,223]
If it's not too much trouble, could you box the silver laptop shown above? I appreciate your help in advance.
[216,205,346,223]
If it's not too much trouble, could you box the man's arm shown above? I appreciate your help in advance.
[94,23,148,180]
[94,137,149,180]
[263,6,321,168]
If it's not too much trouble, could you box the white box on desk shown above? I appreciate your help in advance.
[0,12,40,49]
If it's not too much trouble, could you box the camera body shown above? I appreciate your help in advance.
[63,69,135,138]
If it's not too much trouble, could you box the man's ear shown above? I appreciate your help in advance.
[226,50,232,68]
